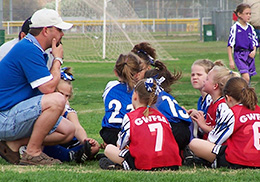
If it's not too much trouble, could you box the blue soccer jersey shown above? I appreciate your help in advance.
[101,80,134,129]
[155,91,192,125]
[197,94,212,118]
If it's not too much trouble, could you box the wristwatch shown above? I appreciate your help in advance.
[54,57,63,65]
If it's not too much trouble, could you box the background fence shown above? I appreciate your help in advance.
[0,0,242,61]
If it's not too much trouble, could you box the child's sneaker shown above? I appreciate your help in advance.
[74,140,92,163]
[99,157,122,170]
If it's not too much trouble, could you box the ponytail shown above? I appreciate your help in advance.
[223,77,257,110]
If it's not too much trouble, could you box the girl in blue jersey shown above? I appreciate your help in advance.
[42,67,100,163]
[227,3,259,83]
[100,53,142,146]
[144,60,192,151]
[188,59,214,139]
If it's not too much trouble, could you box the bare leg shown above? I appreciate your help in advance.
[241,73,250,84]
[43,117,75,145]
[104,144,124,165]
[6,138,30,152]
[189,138,216,163]
[25,93,68,156]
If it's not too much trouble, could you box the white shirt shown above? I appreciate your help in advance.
[0,38,19,61]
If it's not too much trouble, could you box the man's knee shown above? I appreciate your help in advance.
[42,92,66,111]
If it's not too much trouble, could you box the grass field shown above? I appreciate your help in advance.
[1,39,260,181]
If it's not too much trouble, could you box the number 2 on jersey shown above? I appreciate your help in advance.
[108,99,133,123]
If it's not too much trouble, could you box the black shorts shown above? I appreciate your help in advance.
[99,127,121,146]
[212,145,260,169]
[170,121,191,150]
[119,149,179,171]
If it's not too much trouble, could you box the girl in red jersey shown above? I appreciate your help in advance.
[189,77,260,169]
[191,65,239,144]
[100,78,181,170]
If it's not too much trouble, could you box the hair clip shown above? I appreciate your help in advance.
[61,67,74,81]
[144,77,164,96]
[137,49,155,66]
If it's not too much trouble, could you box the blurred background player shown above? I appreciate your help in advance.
[243,0,260,45]
[227,3,259,83]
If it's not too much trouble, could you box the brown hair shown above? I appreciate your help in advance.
[131,42,156,66]
[223,77,257,110]
[114,53,142,91]
[211,65,240,93]
[192,59,214,74]
[135,78,158,117]
[144,60,182,93]
[29,28,43,36]
[234,3,251,17]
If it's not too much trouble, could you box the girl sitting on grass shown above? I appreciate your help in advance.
[100,78,181,170]
[189,77,260,169]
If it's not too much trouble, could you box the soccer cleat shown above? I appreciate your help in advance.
[182,146,211,167]
[99,157,122,170]
[74,140,92,163]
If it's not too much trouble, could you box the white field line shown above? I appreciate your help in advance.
[77,108,104,114]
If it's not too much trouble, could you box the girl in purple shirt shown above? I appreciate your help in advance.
[227,3,258,83]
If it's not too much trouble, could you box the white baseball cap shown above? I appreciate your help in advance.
[30,8,73,30]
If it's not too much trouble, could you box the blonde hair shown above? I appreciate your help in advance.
[211,65,240,93]
[114,53,142,91]
[192,59,214,74]
[134,79,158,117]
[223,77,257,110]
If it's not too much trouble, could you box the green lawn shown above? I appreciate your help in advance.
[1,40,260,181]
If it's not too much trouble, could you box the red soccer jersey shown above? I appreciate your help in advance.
[203,97,226,139]
[225,105,260,167]
[127,107,182,170]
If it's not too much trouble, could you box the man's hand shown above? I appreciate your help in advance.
[51,38,63,59]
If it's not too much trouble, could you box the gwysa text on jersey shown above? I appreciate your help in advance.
[135,115,168,126]
[240,113,260,123]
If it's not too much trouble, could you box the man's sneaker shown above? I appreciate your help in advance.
[0,141,20,164]
[99,157,122,170]
[74,140,92,163]
[19,152,62,165]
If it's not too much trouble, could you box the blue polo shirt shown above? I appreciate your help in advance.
[0,34,53,111]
